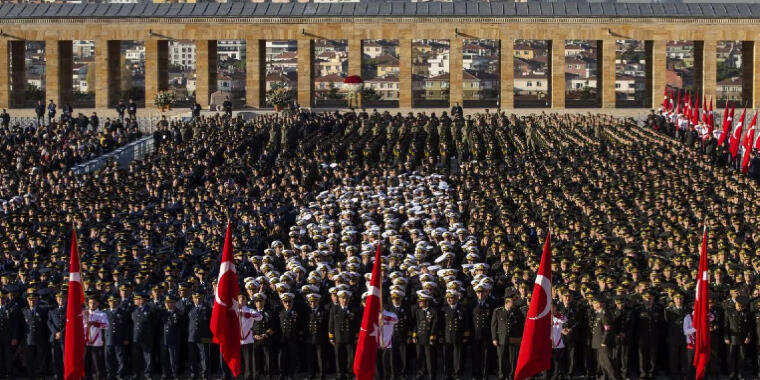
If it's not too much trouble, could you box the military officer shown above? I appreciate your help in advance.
[724,296,751,380]
[159,295,183,380]
[305,293,328,380]
[187,290,211,380]
[469,284,494,380]
[591,297,618,380]
[279,292,302,380]
[251,293,274,380]
[442,289,469,380]
[664,292,689,380]
[48,291,67,380]
[384,290,411,380]
[131,293,154,380]
[491,296,521,380]
[611,296,633,380]
[635,290,662,379]
[105,295,129,380]
[413,290,439,380]
[329,290,358,380]
[0,289,20,379]
[23,291,49,380]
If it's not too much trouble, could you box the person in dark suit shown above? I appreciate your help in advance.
[47,291,66,380]
[384,290,411,380]
[131,293,154,380]
[34,100,45,126]
[329,290,358,380]
[413,291,439,380]
[305,293,328,380]
[105,295,129,380]
[491,296,522,380]
[23,292,49,380]
[187,290,211,380]
[127,99,137,120]
[0,289,21,379]
[159,295,183,380]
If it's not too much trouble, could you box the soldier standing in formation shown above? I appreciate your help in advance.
[491,296,521,380]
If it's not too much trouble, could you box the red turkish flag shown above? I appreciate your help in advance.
[210,224,242,377]
[64,229,85,380]
[514,232,552,380]
[354,245,384,380]
[663,86,669,111]
[741,112,757,174]
[718,105,734,147]
[692,226,710,380]
[729,108,746,159]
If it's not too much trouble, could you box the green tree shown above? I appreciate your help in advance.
[327,83,342,100]
[717,60,741,82]
[362,87,382,102]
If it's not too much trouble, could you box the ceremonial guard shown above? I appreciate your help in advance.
[240,294,258,380]
[85,295,109,380]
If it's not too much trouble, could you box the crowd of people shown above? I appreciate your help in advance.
[0,104,143,214]
[0,106,758,380]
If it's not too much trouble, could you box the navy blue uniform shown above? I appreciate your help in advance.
[105,308,130,380]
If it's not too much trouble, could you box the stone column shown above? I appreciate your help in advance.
[95,40,121,108]
[195,40,218,108]
[145,39,168,108]
[0,41,10,109]
[9,41,25,108]
[694,41,706,99]
[599,39,616,109]
[500,38,514,109]
[399,38,412,108]
[46,40,72,108]
[297,38,312,107]
[449,37,463,107]
[646,40,666,109]
[348,38,362,108]
[246,39,265,108]
[549,39,565,109]
[741,41,755,107]
[700,40,717,105]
